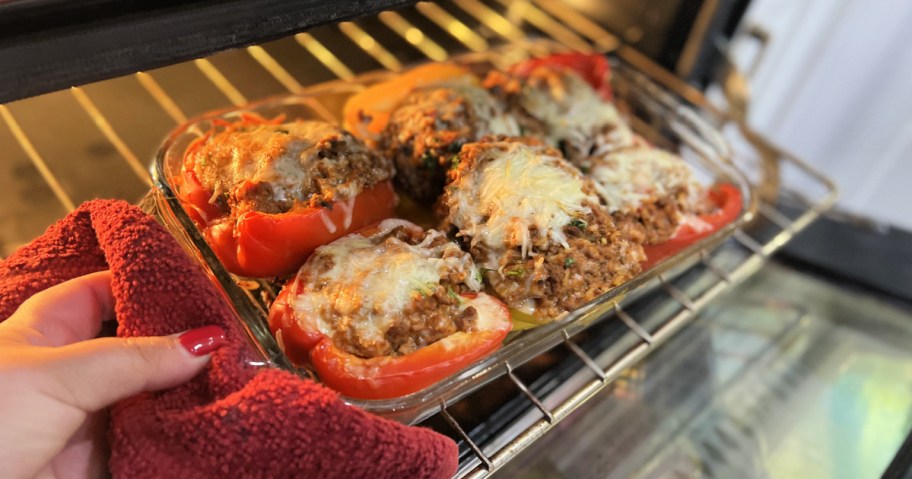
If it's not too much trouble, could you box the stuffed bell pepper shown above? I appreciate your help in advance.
[268,218,512,399]
[343,64,520,202]
[484,52,635,164]
[179,115,397,278]
[437,138,645,323]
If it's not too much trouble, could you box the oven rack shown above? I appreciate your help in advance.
[0,1,838,477]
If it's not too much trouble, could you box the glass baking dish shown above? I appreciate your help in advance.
[149,40,755,424]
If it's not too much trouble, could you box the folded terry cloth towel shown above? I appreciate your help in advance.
[0,199,457,479]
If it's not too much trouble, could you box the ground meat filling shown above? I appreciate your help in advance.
[439,139,645,319]
[383,80,519,201]
[582,144,710,245]
[293,221,483,359]
[478,202,645,319]
[371,284,478,357]
[614,192,686,245]
[186,120,393,215]
[484,68,635,165]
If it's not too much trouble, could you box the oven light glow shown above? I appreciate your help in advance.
[405,28,425,45]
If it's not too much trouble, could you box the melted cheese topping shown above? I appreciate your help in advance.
[589,146,702,214]
[192,120,390,209]
[293,219,482,346]
[436,77,520,137]
[447,142,597,259]
[465,293,507,332]
[222,122,340,188]
[521,71,631,148]
[676,212,713,235]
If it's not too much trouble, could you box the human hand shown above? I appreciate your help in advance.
[0,271,226,479]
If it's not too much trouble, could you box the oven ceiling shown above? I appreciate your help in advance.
[0,0,418,103]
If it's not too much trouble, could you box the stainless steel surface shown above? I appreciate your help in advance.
[492,261,912,478]
[0,1,844,477]
[717,39,782,204]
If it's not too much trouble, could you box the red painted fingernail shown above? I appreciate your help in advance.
[178,326,227,356]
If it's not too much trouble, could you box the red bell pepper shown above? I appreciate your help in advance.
[269,284,511,400]
[509,52,614,101]
[642,183,743,269]
[177,115,398,278]
[202,180,397,278]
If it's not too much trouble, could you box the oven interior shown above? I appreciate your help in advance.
[2,1,911,477]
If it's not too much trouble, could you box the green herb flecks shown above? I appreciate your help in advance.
[564,257,576,267]
[447,286,463,304]
[506,268,525,278]
[413,281,437,298]
[570,219,587,229]
[421,151,438,170]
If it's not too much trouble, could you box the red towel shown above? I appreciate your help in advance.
[0,200,457,479]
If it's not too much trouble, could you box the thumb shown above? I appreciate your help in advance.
[44,326,226,412]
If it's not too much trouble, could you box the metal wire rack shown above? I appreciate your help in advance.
[0,0,838,476]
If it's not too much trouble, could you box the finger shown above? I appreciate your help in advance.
[44,326,226,412]
[2,271,114,347]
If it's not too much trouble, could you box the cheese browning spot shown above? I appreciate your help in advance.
[382,74,520,202]
[485,67,635,163]
[433,77,521,137]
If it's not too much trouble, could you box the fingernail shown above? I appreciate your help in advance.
[178,325,227,356]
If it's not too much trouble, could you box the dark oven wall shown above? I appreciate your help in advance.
[0,0,750,104]
[564,0,750,85]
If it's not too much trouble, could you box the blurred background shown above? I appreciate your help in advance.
[725,0,912,230]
